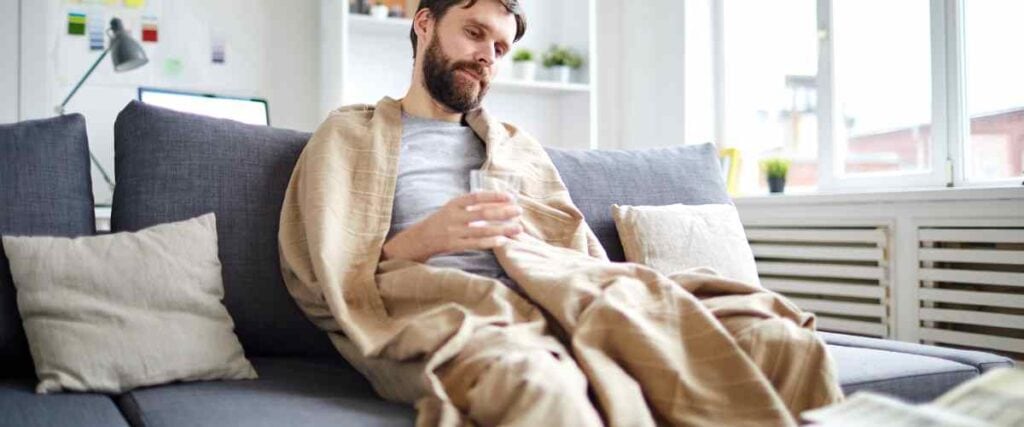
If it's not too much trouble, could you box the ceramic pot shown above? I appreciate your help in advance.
[513,61,537,81]
[552,65,572,83]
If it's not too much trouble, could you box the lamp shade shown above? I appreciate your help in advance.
[108,18,148,72]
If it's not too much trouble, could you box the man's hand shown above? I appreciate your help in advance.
[381,191,523,262]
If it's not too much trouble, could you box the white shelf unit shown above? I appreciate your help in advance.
[320,0,598,149]
[491,79,591,95]
[347,14,413,36]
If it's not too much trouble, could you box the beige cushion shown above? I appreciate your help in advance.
[1,213,257,394]
[611,204,761,286]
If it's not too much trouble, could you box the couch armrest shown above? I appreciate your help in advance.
[819,332,1015,373]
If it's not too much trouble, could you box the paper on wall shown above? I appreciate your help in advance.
[88,10,105,50]
[68,12,86,35]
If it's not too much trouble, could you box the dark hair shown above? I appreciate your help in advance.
[409,0,527,58]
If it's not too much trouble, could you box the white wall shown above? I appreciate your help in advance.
[264,0,322,132]
[18,0,321,204]
[596,0,687,150]
[0,0,17,124]
[595,0,623,149]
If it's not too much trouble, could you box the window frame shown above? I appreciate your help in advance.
[951,0,1024,188]
[704,0,1021,193]
[818,0,951,191]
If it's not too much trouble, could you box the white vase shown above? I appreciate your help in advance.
[513,61,537,81]
[552,65,572,83]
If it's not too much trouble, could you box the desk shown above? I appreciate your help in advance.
[95,206,112,233]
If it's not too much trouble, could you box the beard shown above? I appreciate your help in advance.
[422,32,490,113]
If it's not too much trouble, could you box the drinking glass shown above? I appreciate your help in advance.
[469,169,522,227]
[470,169,522,198]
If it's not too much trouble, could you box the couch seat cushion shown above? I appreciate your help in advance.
[0,378,128,427]
[118,357,415,427]
[829,344,978,402]
[822,331,1014,373]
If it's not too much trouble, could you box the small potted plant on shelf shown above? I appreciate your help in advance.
[512,48,537,81]
[542,45,583,83]
[760,157,791,194]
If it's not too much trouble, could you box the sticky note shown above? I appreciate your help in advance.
[142,17,158,42]
[89,28,105,49]
[88,11,105,49]
[211,38,226,64]
[163,58,184,76]
[68,12,86,35]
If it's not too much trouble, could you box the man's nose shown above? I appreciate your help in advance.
[475,45,496,67]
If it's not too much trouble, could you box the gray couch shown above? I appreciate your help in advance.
[0,101,1014,426]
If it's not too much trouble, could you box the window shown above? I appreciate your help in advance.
[701,0,1020,195]
[722,0,819,193]
[963,0,1024,183]
[833,0,932,177]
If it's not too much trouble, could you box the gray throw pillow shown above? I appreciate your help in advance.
[1,213,257,394]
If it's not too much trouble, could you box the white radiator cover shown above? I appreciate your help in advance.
[915,228,1024,356]
[745,225,892,338]
[734,187,1024,360]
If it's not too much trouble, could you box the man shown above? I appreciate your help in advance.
[278,1,843,426]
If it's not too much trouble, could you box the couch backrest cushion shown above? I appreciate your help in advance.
[111,101,335,358]
[546,143,731,262]
[0,114,96,377]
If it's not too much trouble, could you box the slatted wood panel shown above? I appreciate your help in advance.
[917,228,1024,357]
[747,225,891,338]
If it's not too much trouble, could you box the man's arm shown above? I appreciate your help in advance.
[381,191,523,262]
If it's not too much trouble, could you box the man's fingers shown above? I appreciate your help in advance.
[459,223,521,239]
[461,204,522,222]
[456,235,509,251]
[503,224,523,237]
[451,191,512,208]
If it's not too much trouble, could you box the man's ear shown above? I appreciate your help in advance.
[413,8,434,45]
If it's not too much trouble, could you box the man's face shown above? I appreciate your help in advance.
[420,0,517,113]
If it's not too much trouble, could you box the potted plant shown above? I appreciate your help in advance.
[511,48,536,81]
[542,45,583,83]
[760,158,791,194]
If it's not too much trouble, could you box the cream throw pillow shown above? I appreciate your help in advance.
[612,204,761,286]
[1,213,257,394]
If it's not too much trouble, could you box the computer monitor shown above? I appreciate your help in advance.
[138,87,270,126]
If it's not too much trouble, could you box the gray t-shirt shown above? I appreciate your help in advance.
[388,113,515,287]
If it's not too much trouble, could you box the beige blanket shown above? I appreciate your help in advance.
[278,97,843,426]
